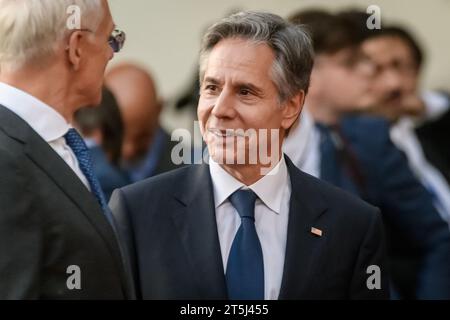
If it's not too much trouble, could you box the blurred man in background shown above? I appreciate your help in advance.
[105,63,179,183]
[284,9,450,299]
[0,0,132,299]
[361,25,450,223]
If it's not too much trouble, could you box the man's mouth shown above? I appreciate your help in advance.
[383,91,403,105]
[207,128,245,138]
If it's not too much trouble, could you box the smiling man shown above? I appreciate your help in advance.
[110,11,388,300]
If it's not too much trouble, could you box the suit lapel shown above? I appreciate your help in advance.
[169,158,330,299]
[0,106,128,294]
[278,157,328,299]
[171,164,228,299]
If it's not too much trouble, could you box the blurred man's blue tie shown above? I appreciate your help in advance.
[226,189,264,300]
[64,128,115,227]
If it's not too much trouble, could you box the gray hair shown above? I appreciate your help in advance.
[0,0,103,70]
[199,11,314,102]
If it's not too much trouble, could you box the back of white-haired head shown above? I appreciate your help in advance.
[0,0,103,70]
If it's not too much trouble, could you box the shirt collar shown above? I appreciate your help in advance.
[283,108,316,166]
[0,82,70,142]
[209,155,289,214]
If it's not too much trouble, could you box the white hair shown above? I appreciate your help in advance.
[0,0,103,70]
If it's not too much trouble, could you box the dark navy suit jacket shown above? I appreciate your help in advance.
[110,157,389,299]
[337,115,450,299]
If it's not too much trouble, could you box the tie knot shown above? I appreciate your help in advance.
[64,128,88,153]
[229,189,258,220]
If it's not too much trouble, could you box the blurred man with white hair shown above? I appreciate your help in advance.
[0,0,132,299]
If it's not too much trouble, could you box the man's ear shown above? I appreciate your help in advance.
[67,31,84,71]
[281,90,306,131]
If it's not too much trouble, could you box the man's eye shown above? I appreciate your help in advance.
[240,89,251,96]
[205,85,217,91]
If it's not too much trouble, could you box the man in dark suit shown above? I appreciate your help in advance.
[284,9,450,299]
[0,0,132,299]
[360,25,450,222]
[110,11,389,300]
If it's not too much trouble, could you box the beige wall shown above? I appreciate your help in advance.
[108,0,450,129]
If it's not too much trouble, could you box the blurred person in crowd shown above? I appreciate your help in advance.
[105,63,179,183]
[361,26,448,121]
[74,87,130,201]
[361,25,450,222]
[283,9,450,299]
[0,0,133,299]
[110,11,389,300]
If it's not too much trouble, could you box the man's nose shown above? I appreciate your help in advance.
[381,69,403,92]
[211,89,237,119]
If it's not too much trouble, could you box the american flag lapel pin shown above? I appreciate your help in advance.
[311,227,323,237]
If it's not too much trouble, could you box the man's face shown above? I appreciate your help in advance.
[78,0,115,107]
[121,97,158,164]
[105,65,161,164]
[311,47,375,112]
[362,36,421,120]
[198,38,293,166]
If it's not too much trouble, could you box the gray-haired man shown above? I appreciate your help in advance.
[0,0,131,299]
[110,11,389,300]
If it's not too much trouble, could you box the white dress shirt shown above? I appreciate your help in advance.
[422,90,450,121]
[283,109,321,177]
[391,117,450,224]
[0,82,90,189]
[209,156,291,300]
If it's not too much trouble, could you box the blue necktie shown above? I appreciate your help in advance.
[226,189,264,300]
[64,128,114,226]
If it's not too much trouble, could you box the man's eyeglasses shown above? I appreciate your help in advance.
[109,29,126,53]
[70,28,126,53]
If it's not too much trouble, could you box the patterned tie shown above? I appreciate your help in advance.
[226,189,264,300]
[64,128,114,226]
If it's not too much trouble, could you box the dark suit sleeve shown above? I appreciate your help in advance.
[0,151,42,299]
[375,121,450,299]
[349,209,389,299]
